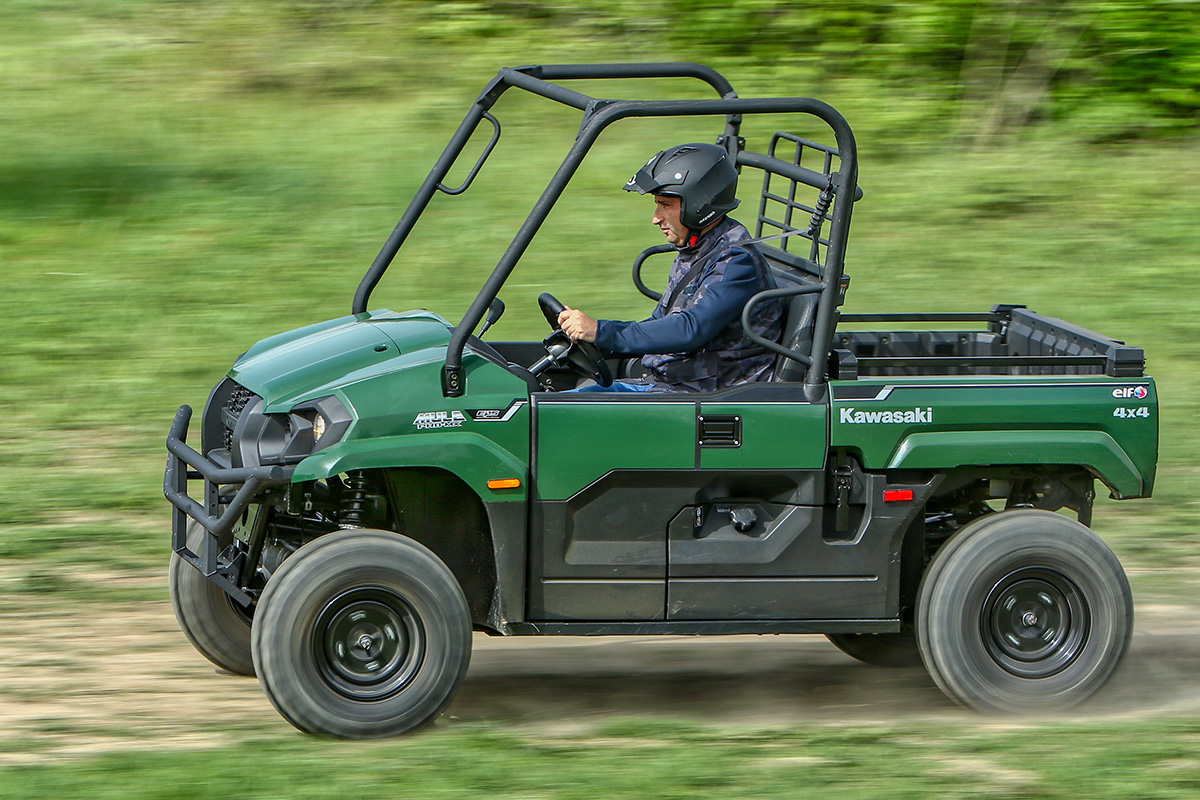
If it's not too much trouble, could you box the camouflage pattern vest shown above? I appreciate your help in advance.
[643,218,783,392]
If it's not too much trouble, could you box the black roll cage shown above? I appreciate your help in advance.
[351,63,860,397]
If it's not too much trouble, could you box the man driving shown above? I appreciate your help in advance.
[558,142,782,392]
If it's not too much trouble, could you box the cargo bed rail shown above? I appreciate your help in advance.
[834,305,1145,379]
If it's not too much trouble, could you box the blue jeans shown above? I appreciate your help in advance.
[567,380,654,393]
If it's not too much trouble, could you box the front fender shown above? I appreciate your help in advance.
[887,429,1145,499]
[293,431,528,502]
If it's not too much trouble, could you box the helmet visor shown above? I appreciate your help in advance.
[623,150,689,195]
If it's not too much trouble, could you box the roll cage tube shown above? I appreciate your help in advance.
[352,63,738,319]
[351,64,858,397]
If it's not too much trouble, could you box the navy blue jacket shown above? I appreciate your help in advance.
[595,217,782,392]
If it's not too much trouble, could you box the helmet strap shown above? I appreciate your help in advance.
[684,214,723,249]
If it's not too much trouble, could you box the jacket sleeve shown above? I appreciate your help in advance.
[594,249,762,356]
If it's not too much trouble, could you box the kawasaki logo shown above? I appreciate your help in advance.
[840,407,933,425]
[413,410,466,430]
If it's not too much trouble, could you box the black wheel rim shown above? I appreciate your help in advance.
[982,567,1089,679]
[313,587,425,701]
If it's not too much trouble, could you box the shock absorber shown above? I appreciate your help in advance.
[340,470,371,528]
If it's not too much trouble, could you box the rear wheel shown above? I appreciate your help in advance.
[170,522,255,676]
[917,510,1132,713]
[251,529,472,738]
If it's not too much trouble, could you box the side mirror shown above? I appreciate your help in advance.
[478,297,505,338]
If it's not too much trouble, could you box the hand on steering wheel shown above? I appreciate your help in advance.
[537,293,613,387]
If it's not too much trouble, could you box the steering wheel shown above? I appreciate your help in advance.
[537,293,613,388]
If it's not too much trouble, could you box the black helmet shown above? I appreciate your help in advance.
[624,142,740,232]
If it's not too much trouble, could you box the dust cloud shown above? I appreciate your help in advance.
[0,594,1196,761]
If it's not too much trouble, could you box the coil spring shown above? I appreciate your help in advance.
[340,471,371,528]
[807,185,834,236]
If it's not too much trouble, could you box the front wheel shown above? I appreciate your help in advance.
[917,510,1133,713]
[251,529,472,738]
[170,522,255,676]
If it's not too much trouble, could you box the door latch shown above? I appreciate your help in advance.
[835,464,854,532]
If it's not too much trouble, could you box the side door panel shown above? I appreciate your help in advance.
[529,395,695,621]
[669,396,856,620]
[530,385,898,623]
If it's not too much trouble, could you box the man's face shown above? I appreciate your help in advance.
[652,195,688,246]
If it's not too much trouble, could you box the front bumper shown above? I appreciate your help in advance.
[164,404,295,604]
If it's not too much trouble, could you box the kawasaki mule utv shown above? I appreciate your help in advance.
[165,63,1157,738]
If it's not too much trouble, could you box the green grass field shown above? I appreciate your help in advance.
[3,718,1200,799]
[2,1,1199,794]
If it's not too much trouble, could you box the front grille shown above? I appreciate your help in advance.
[223,385,257,451]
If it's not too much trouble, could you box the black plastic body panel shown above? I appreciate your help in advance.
[526,466,939,625]
[508,618,901,636]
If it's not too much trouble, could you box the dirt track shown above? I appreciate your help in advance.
[1,584,1197,762]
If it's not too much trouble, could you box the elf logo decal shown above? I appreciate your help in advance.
[1112,386,1148,400]
[413,410,466,430]
[840,407,934,425]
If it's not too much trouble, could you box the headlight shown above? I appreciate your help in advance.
[232,394,353,467]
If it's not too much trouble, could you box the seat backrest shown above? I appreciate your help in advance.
[742,130,853,384]
[758,245,822,382]
[770,283,818,382]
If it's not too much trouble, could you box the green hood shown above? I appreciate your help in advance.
[229,309,453,410]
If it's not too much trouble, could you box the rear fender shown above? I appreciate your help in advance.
[887,430,1144,499]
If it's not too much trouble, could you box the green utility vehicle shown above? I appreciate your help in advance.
[166,64,1157,738]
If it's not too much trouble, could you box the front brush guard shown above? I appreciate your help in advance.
[164,405,295,605]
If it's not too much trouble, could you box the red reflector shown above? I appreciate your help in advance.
[884,489,914,502]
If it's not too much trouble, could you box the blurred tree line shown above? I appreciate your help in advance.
[377,0,1200,141]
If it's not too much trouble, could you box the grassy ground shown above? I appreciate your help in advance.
[2,0,1199,793]
[3,717,1200,799]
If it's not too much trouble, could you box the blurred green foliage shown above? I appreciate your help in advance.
[404,0,1200,140]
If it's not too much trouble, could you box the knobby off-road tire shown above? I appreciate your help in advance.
[825,631,923,668]
[917,509,1133,713]
[251,529,472,739]
[170,522,255,676]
